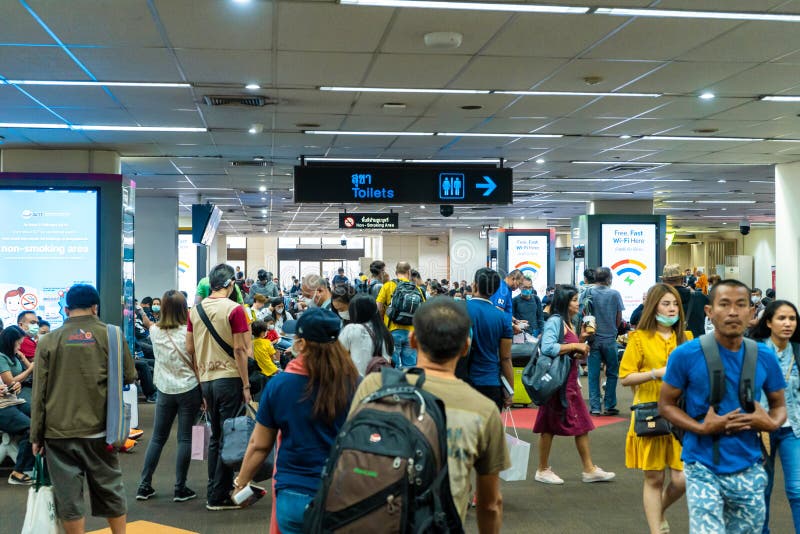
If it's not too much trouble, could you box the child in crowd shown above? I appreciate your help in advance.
[263,315,280,344]
[255,321,278,398]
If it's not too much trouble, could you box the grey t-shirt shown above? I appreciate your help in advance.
[590,285,624,346]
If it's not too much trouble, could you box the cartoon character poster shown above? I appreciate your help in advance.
[601,224,657,321]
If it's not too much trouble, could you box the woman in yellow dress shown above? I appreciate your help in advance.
[620,283,692,534]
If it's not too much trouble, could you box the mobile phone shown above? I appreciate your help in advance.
[233,483,267,506]
[500,376,514,397]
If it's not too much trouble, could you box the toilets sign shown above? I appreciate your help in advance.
[294,165,512,204]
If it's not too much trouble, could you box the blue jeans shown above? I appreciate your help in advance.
[685,462,767,534]
[276,489,314,534]
[0,404,34,473]
[588,341,619,413]
[391,329,416,369]
[763,426,800,533]
[140,386,203,492]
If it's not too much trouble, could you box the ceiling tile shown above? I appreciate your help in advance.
[276,51,371,86]
[72,47,182,82]
[0,2,53,44]
[625,61,756,94]
[710,63,800,95]
[22,86,118,108]
[452,56,565,90]
[0,46,89,79]
[112,86,196,109]
[683,22,800,63]
[278,3,391,53]
[155,0,272,50]
[175,49,272,85]
[364,54,471,87]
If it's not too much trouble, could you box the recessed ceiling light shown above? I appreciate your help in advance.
[382,102,407,109]
[254,156,265,161]
[259,185,267,192]
[248,123,263,134]
[536,158,545,164]
[619,135,631,139]
[420,205,426,209]
[717,179,727,183]
[245,83,260,90]
[233,0,252,4]
[699,92,716,100]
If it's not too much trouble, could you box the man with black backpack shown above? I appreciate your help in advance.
[660,279,787,533]
[341,298,509,532]
[377,261,426,368]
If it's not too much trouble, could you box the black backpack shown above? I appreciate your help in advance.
[356,278,381,297]
[387,280,424,326]
[303,368,463,534]
[673,334,758,464]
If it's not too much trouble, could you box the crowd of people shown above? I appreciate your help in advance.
[1,259,798,534]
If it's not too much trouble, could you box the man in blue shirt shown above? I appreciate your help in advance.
[661,279,786,533]
[490,269,525,335]
[587,267,625,415]
[464,268,514,411]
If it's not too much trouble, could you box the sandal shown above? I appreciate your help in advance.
[8,472,33,485]
[659,520,670,533]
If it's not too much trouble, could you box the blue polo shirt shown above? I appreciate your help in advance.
[489,280,513,327]
[663,338,785,475]
[256,371,356,493]
[466,298,514,387]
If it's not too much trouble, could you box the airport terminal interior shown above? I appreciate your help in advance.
[1,0,800,532]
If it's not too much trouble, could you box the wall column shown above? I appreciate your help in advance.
[776,162,800,303]
[134,197,178,300]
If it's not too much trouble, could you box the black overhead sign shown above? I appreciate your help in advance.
[339,213,399,230]
[294,165,512,204]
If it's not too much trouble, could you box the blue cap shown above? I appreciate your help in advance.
[281,307,340,343]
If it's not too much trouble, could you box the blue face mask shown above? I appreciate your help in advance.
[656,314,679,327]
[521,289,533,297]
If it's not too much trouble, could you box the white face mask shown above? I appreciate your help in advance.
[274,307,284,315]
[267,324,275,331]
[338,311,350,321]
[751,295,761,304]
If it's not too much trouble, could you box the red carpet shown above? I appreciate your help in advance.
[503,407,626,430]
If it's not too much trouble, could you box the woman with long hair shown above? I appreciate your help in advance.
[338,295,394,375]
[534,285,615,485]
[619,283,690,534]
[136,290,203,503]
[750,299,800,534]
[235,307,360,533]
[0,326,34,411]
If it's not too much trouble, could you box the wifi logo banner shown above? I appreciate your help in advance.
[514,260,541,280]
[612,259,647,286]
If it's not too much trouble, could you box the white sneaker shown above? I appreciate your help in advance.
[535,467,564,485]
[582,466,615,483]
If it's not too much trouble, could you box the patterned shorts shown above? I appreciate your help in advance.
[685,462,767,534]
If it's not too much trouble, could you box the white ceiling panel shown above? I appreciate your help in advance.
[0,107,71,124]
[709,63,800,95]
[276,51,371,86]
[72,47,182,82]
[175,49,272,85]
[22,86,118,109]
[126,108,204,127]
[626,61,756,94]
[155,0,272,50]
[570,97,673,120]
[484,14,623,58]
[452,56,565,91]
[349,92,437,116]
[56,107,137,126]
[407,116,489,132]
[708,101,798,121]
[275,89,355,115]
[364,54,471,87]
[497,96,594,118]
[536,59,663,93]
[0,2,53,44]
[30,0,163,47]
[684,22,800,63]
[0,86,41,107]
[111,87,196,109]
[339,115,418,131]
[585,19,738,61]
[0,46,89,79]
[381,10,509,55]
[278,3,391,53]
[638,97,745,120]
[9,128,89,145]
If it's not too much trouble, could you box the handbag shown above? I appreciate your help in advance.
[522,316,570,406]
[632,402,672,437]
[191,411,211,461]
[21,454,64,534]
[499,409,530,482]
[221,403,257,468]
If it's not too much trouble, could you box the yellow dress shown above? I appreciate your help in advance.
[619,329,693,471]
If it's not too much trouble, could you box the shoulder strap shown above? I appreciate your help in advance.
[792,343,800,382]
[195,302,235,358]
[362,323,382,358]
[739,338,758,413]
[699,334,725,409]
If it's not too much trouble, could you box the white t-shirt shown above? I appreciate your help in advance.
[338,322,391,376]
[149,325,199,395]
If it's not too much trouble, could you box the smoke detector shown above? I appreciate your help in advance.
[423,32,463,49]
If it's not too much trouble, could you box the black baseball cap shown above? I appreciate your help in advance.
[281,307,341,343]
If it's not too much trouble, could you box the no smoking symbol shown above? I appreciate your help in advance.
[21,293,38,310]
[343,216,355,228]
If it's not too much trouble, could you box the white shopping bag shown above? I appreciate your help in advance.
[21,456,64,534]
[499,409,531,482]
[122,384,139,429]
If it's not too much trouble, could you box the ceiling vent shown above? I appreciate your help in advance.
[605,164,660,172]
[229,160,273,167]
[203,95,277,107]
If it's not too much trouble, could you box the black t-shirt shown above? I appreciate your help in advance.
[675,285,708,338]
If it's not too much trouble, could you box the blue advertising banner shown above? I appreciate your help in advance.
[0,189,98,329]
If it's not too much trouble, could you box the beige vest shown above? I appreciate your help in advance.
[190,297,241,382]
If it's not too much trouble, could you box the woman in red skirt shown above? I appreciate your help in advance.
[534,284,616,485]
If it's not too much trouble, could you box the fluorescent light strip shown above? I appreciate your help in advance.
[304,130,434,136]
[2,80,190,88]
[497,90,660,98]
[559,191,633,195]
[339,0,588,14]
[643,135,765,142]
[595,7,800,22]
[302,157,501,164]
[696,200,757,204]
[761,96,800,102]
[440,132,563,138]
[0,122,68,129]
[571,160,671,166]
[303,157,404,163]
[547,178,690,182]
[406,159,501,164]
